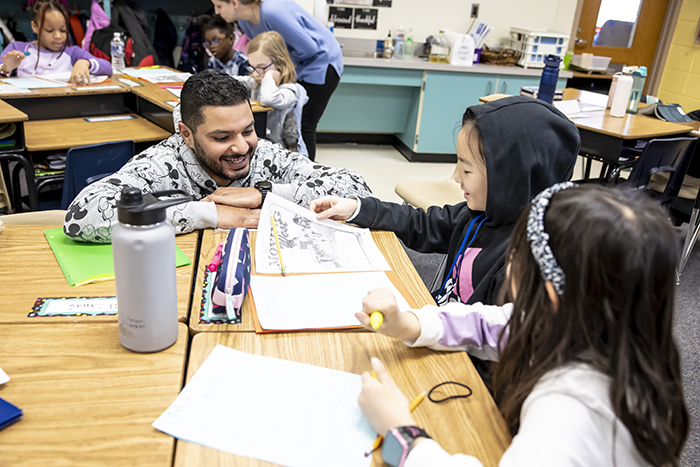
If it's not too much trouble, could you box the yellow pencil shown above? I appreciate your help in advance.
[270,215,286,276]
[364,390,427,457]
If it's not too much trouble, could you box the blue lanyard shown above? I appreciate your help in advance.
[436,214,486,300]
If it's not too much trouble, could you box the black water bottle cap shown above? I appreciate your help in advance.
[116,187,192,226]
[544,54,562,68]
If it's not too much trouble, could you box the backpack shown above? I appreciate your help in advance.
[89,26,143,66]
[177,18,205,73]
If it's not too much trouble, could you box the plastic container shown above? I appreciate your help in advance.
[403,28,414,60]
[110,32,125,73]
[537,55,562,105]
[113,187,191,352]
[570,54,612,71]
[509,27,569,68]
[626,66,647,114]
[606,72,621,109]
[473,48,482,64]
[383,30,394,59]
[610,67,634,118]
[429,30,450,63]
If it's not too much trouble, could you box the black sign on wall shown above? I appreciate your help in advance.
[353,8,378,30]
[328,7,353,29]
[373,0,392,7]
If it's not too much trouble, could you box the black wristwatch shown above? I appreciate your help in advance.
[254,180,272,208]
[382,426,431,467]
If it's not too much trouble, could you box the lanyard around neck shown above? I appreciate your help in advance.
[436,214,486,301]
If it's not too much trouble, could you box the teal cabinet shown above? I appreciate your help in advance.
[415,72,497,154]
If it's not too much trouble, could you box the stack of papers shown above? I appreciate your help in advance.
[153,345,375,467]
[122,67,191,84]
[0,77,68,89]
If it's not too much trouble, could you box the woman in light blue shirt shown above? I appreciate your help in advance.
[212,0,343,161]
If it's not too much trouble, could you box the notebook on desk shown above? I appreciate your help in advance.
[44,228,191,286]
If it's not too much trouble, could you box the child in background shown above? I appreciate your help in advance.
[236,31,307,155]
[311,97,580,312]
[202,15,249,77]
[0,0,111,84]
[353,184,688,466]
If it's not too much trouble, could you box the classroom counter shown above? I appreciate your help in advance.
[318,56,570,161]
[341,53,574,78]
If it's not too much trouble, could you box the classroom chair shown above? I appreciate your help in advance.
[2,152,40,212]
[34,140,135,211]
[394,165,465,211]
[622,137,697,206]
[648,138,700,276]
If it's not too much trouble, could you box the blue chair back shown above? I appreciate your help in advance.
[625,137,698,205]
[61,140,135,210]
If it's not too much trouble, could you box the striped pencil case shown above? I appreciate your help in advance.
[211,228,251,322]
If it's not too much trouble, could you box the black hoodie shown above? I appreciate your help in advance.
[352,96,581,305]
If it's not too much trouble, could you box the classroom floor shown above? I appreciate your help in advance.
[317,142,700,467]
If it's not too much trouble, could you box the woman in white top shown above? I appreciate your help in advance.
[314,184,689,467]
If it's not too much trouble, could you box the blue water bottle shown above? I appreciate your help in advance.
[537,55,561,105]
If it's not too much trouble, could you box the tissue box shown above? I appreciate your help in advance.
[520,86,564,101]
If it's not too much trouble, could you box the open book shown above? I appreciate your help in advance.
[638,103,694,123]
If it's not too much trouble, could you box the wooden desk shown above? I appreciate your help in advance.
[0,99,28,123]
[0,225,198,324]
[0,322,188,467]
[0,78,131,120]
[188,229,436,333]
[175,332,510,467]
[24,114,171,152]
[125,70,271,136]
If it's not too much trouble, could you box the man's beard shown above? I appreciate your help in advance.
[192,136,254,183]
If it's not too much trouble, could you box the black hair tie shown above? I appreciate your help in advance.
[427,381,473,403]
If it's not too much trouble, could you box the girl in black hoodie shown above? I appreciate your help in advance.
[311,96,580,307]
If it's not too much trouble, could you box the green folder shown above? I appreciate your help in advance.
[44,228,192,287]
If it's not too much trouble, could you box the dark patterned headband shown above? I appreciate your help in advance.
[526,182,577,296]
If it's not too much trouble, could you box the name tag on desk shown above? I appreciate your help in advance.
[84,115,136,123]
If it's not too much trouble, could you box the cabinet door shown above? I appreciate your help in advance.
[416,72,497,154]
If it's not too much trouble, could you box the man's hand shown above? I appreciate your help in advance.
[70,59,91,85]
[215,204,261,229]
[203,187,262,209]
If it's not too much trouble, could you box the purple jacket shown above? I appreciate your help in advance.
[405,302,513,361]
[1,41,112,77]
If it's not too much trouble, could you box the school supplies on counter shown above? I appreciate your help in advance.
[153,345,375,467]
[44,228,191,286]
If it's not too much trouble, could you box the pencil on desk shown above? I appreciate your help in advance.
[270,215,286,276]
[364,390,427,457]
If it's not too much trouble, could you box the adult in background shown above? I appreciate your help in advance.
[212,0,342,161]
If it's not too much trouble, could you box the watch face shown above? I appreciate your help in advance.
[255,180,272,191]
[381,428,408,467]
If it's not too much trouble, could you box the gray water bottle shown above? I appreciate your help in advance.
[112,187,191,353]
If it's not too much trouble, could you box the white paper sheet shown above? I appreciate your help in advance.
[250,271,411,330]
[167,88,182,98]
[122,67,183,78]
[256,193,390,273]
[1,77,68,89]
[0,84,31,94]
[153,345,375,467]
[41,72,109,84]
[0,366,9,385]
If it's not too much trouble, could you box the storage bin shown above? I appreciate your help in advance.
[570,54,612,72]
[509,28,569,69]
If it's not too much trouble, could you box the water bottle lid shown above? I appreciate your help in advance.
[117,187,192,226]
[543,54,562,67]
[633,66,647,77]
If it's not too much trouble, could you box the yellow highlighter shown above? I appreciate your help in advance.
[369,311,383,329]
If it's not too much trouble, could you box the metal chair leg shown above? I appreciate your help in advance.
[677,206,700,278]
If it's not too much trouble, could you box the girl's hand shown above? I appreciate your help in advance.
[309,196,358,221]
[70,59,91,85]
[264,68,281,85]
[357,358,416,436]
[1,51,26,72]
[356,288,421,341]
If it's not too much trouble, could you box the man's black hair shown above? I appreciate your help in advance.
[201,15,234,37]
[180,69,250,131]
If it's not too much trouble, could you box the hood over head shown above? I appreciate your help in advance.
[465,96,580,226]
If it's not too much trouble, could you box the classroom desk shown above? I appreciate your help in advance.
[174,331,510,467]
[0,225,198,324]
[0,322,188,467]
[479,89,697,184]
[188,228,436,333]
[124,71,272,136]
[24,113,171,152]
[0,100,38,211]
[0,78,131,120]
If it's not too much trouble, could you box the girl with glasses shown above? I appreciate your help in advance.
[236,31,308,156]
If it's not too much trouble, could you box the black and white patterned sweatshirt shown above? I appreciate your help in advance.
[63,135,372,243]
